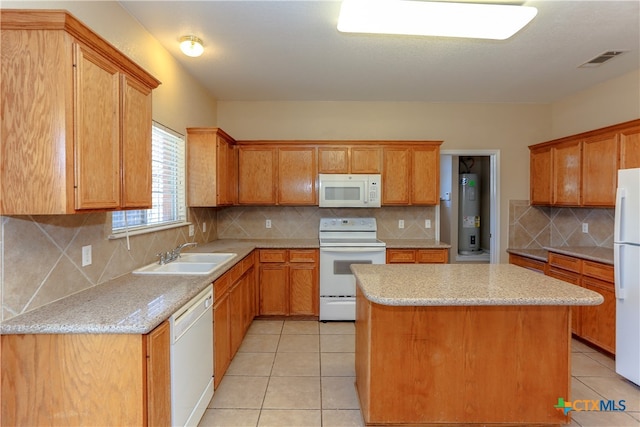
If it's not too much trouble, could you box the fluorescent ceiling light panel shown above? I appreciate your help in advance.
[337,0,538,40]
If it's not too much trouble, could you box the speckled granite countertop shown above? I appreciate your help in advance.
[383,239,451,249]
[351,264,604,307]
[0,239,317,335]
[507,247,614,265]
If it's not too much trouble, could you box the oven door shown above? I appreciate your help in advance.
[319,246,386,296]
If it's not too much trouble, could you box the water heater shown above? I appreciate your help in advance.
[459,173,481,254]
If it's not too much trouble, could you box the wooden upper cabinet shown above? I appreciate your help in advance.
[620,125,640,169]
[0,10,160,214]
[318,147,349,173]
[278,147,317,205]
[187,128,237,207]
[412,146,439,205]
[238,147,277,204]
[382,143,441,205]
[552,139,581,206]
[582,133,618,206]
[530,119,639,208]
[382,148,410,205]
[530,146,552,205]
[74,43,121,210]
[121,76,153,208]
[318,146,381,174]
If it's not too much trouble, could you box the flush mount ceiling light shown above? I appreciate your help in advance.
[337,0,538,40]
[179,35,204,57]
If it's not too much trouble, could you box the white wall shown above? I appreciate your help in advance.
[551,69,640,138]
[218,101,551,262]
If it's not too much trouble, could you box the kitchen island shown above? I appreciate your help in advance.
[351,263,604,427]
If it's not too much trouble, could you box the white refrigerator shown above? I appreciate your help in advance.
[614,168,640,386]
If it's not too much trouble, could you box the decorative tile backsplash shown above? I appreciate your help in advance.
[216,206,437,241]
[509,200,614,249]
[1,205,436,322]
[0,208,216,321]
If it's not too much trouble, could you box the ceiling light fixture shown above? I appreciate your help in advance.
[179,35,204,57]
[337,0,538,40]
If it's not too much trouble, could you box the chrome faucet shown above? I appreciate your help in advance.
[157,242,197,264]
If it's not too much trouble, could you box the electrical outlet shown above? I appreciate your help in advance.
[266,219,272,229]
[582,223,589,233]
[82,245,92,267]
[398,219,404,229]
[202,222,207,233]
[188,224,195,236]
[425,219,431,228]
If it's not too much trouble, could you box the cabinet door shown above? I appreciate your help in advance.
[412,146,439,205]
[259,264,289,315]
[530,146,552,205]
[581,277,616,353]
[121,76,152,208]
[229,279,245,357]
[318,147,349,173]
[213,292,230,389]
[278,147,316,205]
[620,125,640,169]
[289,258,318,316]
[145,321,171,426]
[187,130,217,206]
[216,135,237,206]
[243,268,256,331]
[382,148,410,205]
[582,133,618,207]
[74,43,121,210]
[552,140,581,206]
[351,147,382,173]
[238,147,277,204]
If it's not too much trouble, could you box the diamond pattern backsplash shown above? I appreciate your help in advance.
[509,200,614,250]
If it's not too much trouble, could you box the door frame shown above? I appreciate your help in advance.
[440,149,500,264]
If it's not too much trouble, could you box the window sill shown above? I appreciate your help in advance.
[108,221,192,240]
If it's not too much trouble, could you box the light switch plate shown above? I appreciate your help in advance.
[82,245,92,267]
[202,222,207,233]
[398,220,404,229]
[582,223,588,233]
[425,219,431,228]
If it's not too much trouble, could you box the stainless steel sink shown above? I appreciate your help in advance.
[133,253,237,275]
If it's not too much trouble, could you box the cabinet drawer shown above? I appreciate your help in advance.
[259,249,287,263]
[548,253,582,273]
[289,249,318,263]
[416,249,447,264]
[547,267,581,285]
[387,249,416,263]
[509,254,547,274]
[582,260,614,282]
[214,273,231,297]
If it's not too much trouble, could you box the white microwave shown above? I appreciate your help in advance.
[318,174,381,208]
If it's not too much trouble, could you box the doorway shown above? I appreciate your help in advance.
[439,150,500,264]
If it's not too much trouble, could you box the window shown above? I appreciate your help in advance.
[112,122,186,234]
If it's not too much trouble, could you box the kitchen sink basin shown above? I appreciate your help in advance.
[133,253,237,276]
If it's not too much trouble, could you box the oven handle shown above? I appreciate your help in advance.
[320,247,386,253]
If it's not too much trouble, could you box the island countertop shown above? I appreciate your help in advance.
[351,263,604,307]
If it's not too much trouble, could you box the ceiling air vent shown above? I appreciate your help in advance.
[579,51,627,68]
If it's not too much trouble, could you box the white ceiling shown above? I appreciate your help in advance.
[120,0,640,103]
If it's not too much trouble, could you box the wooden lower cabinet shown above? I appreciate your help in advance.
[546,252,615,353]
[1,321,171,426]
[213,252,256,389]
[386,248,449,264]
[259,249,319,316]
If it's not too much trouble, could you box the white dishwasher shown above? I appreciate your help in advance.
[170,285,214,427]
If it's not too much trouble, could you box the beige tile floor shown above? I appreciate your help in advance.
[199,320,640,427]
